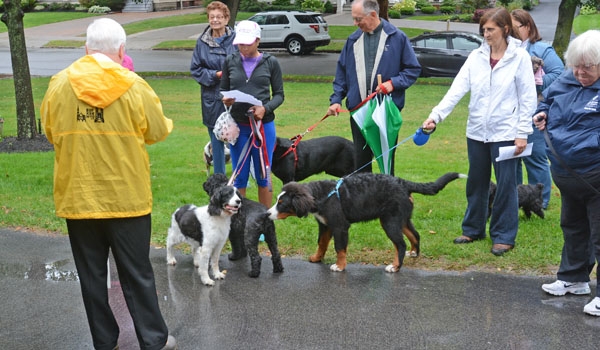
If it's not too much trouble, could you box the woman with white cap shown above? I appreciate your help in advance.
[221,20,285,207]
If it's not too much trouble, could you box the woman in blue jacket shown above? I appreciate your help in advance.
[512,9,565,210]
[535,30,600,316]
[190,1,236,174]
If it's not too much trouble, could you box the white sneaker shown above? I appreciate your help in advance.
[541,280,591,296]
[584,297,600,316]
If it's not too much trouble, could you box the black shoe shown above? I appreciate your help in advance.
[453,235,477,244]
[491,244,514,256]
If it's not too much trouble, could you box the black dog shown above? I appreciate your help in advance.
[203,174,284,277]
[271,136,355,184]
[268,172,466,273]
[488,182,545,219]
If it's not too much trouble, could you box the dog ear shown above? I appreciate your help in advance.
[208,187,226,216]
[288,183,314,218]
[202,180,213,196]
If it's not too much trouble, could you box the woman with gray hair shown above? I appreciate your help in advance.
[535,30,600,316]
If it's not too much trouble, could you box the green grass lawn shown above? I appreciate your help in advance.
[0,75,564,276]
[0,11,98,34]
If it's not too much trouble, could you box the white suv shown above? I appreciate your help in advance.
[247,11,331,55]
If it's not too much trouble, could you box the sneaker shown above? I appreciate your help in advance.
[584,297,600,316]
[542,280,591,296]
[161,335,177,350]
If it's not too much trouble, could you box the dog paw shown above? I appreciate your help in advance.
[166,258,177,265]
[405,251,418,258]
[214,271,226,280]
[385,264,399,273]
[201,278,216,286]
[308,255,323,263]
[329,264,345,272]
[248,270,260,278]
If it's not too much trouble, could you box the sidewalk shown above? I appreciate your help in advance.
[0,8,479,50]
[0,7,206,49]
[1,227,599,350]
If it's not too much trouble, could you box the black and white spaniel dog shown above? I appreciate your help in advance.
[268,172,466,273]
[166,185,241,286]
[203,174,284,278]
[271,136,355,184]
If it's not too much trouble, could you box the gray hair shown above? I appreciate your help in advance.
[357,0,380,15]
[85,18,126,55]
[564,30,600,67]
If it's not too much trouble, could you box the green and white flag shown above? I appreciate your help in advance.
[351,94,402,174]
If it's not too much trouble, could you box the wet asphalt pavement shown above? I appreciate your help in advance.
[2,227,600,350]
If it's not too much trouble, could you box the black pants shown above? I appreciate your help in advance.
[553,171,600,296]
[67,214,169,350]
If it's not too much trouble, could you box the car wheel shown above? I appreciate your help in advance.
[285,37,304,55]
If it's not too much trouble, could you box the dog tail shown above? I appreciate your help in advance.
[404,172,467,195]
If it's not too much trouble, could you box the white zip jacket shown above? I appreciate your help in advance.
[428,36,536,142]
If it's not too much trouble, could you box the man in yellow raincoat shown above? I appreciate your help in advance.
[41,18,176,350]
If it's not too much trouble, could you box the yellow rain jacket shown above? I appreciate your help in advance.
[41,54,173,219]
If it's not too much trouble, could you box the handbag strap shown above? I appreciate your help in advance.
[543,128,600,194]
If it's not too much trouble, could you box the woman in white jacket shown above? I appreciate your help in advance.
[422,7,537,256]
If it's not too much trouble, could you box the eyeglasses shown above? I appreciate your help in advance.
[209,15,225,20]
[572,63,598,72]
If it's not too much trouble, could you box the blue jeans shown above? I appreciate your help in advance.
[229,121,275,189]
[517,127,552,208]
[462,138,519,245]
[208,128,226,175]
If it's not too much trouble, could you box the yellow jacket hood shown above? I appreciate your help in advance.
[68,54,136,109]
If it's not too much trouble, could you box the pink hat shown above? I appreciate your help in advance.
[233,20,261,45]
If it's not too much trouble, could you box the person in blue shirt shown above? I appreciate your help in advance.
[512,9,565,209]
[325,0,420,176]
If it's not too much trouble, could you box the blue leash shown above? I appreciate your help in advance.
[327,132,416,199]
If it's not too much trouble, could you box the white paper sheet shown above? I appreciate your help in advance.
[221,90,262,106]
[495,143,533,162]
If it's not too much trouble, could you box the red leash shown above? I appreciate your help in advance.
[278,92,380,170]
[228,113,272,191]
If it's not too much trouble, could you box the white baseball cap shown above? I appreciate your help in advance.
[233,20,261,45]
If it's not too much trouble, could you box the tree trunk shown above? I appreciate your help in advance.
[222,0,239,28]
[552,0,578,61]
[1,0,37,139]
[378,0,389,21]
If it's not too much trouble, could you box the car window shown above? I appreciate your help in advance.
[267,15,289,25]
[452,37,481,51]
[295,14,319,24]
[312,15,325,23]
[415,37,447,49]
[249,15,267,25]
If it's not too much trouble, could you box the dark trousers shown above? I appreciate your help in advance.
[462,138,519,245]
[67,214,169,350]
[350,116,397,175]
[553,171,600,296]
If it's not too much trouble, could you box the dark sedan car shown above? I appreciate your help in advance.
[410,31,484,77]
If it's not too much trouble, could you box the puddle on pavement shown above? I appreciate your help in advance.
[1,259,79,282]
